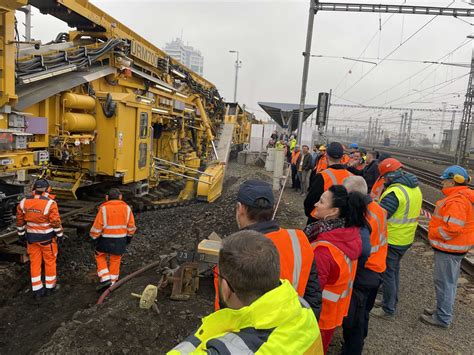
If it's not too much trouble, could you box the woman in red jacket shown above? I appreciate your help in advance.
[304,185,367,353]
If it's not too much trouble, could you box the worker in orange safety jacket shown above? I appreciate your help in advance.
[90,188,136,290]
[213,180,322,319]
[342,176,388,354]
[420,165,474,328]
[305,142,353,225]
[235,179,322,318]
[16,179,63,299]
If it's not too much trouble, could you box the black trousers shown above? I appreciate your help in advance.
[291,164,300,189]
[341,284,380,355]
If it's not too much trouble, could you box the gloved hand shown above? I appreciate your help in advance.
[126,236,132,245]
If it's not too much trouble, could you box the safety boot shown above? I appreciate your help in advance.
[96,280,112,292]
[33,288,45,300]
[46,284,61,296]
[419,314,450,329]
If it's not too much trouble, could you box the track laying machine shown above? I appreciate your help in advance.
[0,0,252,226]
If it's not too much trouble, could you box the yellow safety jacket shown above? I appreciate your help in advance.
[290,139,297,152]
[380,183,422,246]
[168,280,323,354]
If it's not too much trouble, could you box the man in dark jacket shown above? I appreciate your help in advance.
[305,142,352,224]
[236,180,322,319]
[347,150,380,193]
[297,145,313,196]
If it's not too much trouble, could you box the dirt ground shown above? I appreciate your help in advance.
[0,161,473,354]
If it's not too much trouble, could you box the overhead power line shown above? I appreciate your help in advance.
[337,2,455,99]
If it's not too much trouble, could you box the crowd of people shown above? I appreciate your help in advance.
[15,134,474,354]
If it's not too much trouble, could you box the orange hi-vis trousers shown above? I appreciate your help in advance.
[27,239,58,291]
[95,251,122,284]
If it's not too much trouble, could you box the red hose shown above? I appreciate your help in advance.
[96,257,171,304]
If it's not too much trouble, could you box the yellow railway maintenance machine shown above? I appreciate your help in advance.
[0,0,246,217]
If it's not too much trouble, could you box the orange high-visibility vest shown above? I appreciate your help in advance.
[315,154,328,173]
[213,228,315,310]
[16,193,63,243]
[90,200,136,239]
[265,228,314,296]
[310,168,353,218]
[428,186,474,254]
[291,151,301,165]
[340,154,350,165]
[365,201,388,273]
[311,240,357,330]
[321,168,353,191]
[370,176,386,201]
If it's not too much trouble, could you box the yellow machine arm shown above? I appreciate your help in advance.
[0,0,253,206]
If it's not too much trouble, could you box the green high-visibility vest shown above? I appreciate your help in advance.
[380,183,423,246]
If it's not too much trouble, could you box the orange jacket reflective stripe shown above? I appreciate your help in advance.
[365,201,388,273]
[213,228,314,310]
[265,228,314,296]
[90,200,136,239]
[370,176,385,201]
[16,193,62,243]
[311,240,357,330]
[321,168,353,191]
[428,186,474,253]
[291,151,301,165]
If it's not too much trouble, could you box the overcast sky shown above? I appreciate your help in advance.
[21,0,474,140]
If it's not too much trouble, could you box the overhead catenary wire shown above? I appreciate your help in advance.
[337,1,456,100]
[338,37,471,118]
[332,13,396,94]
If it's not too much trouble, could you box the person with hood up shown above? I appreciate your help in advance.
[371,159,422,319]
[420,165,474,328]
[304,185,367,353]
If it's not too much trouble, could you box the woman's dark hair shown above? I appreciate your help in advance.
[328,185,367,228]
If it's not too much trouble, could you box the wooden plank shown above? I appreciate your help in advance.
[0,244,29,263]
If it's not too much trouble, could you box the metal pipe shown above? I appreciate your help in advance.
[211,140,219,161]
[153,157,212,176]
[154,166,212,184]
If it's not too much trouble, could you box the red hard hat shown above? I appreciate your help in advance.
[378,158,403,176]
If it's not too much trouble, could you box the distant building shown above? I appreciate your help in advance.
[164,38,204,76]
[442,129,474,153]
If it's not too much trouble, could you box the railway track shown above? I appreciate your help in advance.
[0,200,99,261]
[401,161,474,190]
[374,146,474,170]
[418,200,474,276]
[0,180,197,261]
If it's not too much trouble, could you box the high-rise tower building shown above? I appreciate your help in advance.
[164,38,204,76]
